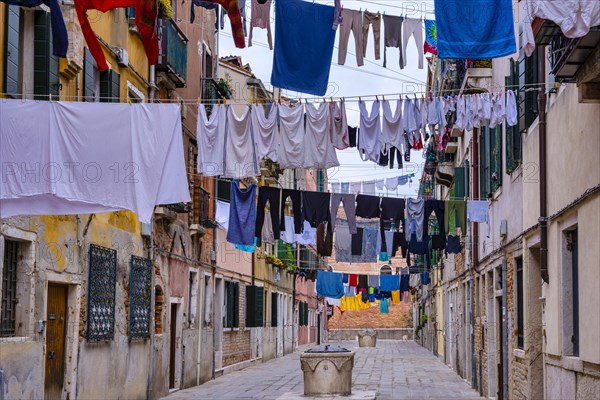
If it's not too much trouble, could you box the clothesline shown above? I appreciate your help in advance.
[0,82,551,105]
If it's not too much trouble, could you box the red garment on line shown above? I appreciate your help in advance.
[75,0,158,72]
[202,0,245,48]
[348,274,358,287]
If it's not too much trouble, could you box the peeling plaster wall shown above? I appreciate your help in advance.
[0,341,44,400]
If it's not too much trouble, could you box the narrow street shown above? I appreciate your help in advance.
[163,340,482,400]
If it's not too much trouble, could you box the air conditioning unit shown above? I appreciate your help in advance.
[116,48,129,67]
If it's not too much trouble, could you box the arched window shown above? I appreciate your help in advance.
[380,264,393,275]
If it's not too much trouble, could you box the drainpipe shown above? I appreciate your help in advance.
[149,65,156,102]
[501,259,508,400]
[212,177,218,380]
[147,220,155,400]
[464,159,476,388]
[147,63,156,400]
[537,47,549,284]
[471,129,480,393]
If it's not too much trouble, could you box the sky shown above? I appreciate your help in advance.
[218,0,436,198]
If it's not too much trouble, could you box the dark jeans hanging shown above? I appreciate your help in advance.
[279,189,302,234]
[255,186,281,240]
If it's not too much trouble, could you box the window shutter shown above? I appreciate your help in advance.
[84,48,97,102]
[271,292,278,327]
[255,287,264,327]
[454,166,465,198]
[245,285,255,327]
[492,126,502,192]
[100,70,120,102]
[479,129,488,199]
[5,5,21,97]
[233,282,239,328]
[298,302,304,326]
[225,282,234,328]
[34,11,60,100]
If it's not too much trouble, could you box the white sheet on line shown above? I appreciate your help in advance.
[0,99,190,223]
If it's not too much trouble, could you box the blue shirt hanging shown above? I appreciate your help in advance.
[316,271,345,299]
[271,0,336,96]
[434,0,516,59]
[226,181,257,247]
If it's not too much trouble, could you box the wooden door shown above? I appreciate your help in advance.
[169,303,178,389]
[45,284,68,400]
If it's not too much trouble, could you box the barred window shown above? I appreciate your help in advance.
[87,244,117,342]
[1,240,19,337]
[129,255,152,340]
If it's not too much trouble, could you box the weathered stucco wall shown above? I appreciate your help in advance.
[0,341,44,400]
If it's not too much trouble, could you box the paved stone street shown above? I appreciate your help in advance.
[163,340,483,400]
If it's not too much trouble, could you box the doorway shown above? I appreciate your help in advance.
[45,284,68,400]
[169,303,179,389]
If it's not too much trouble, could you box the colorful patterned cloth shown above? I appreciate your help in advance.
[424,19,437,55]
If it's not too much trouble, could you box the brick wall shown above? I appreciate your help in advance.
[328,301,411,329]
[222,283,251,367]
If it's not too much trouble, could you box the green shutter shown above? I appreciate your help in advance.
[233,282,239,328]
[84,48,97,102]
[245,285,255,327]
[245,285,264,328]
[255,287,264,327]
[271,292,278,327]
[479,129,488,199]
[492,126,502,191]
[506,61,522,174]
[100,69,120,102]
[5,5,21,97]
[298,302,304,326]
[454,166,466,198]
[225,282,232,328]
[34,11,59,100]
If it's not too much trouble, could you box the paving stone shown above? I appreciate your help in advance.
[161,340,483,400]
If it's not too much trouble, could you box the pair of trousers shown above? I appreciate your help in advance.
[302,191,331,228]
[383,14,403,68]
[351,228,363,256]
[405,198,424,242]
[338,8,364,66]
[331,193,358,234]
[279,189,302,234]
[424,199,445,241]
[402,17,423,69]
[317,222,333,256]
[378,146,403,169]
[255,186,280,240]
[362,11,380,60]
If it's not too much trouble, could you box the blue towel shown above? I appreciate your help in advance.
[379,275,400,292]
[343,273,349,284]
[226,181,257,246]
[316,271,345,299]
[434,0,516,59]
[3,0,68,57]
[380,298,389,314]
[271,0,336,96]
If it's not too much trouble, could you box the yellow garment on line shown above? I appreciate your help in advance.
[339,295,370,312]
[340,296,348,311]
[391,290,401,304]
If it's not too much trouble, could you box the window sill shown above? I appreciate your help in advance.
[492,186,503,201]
[0,336,33,343]
[224,327,240,332]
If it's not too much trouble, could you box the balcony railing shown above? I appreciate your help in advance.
[157,19,188,87]
[549,26,600,82]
